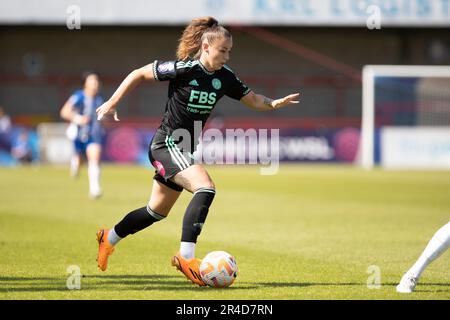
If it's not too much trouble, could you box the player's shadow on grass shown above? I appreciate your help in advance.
[383,282,450,293]
[0,274,187,293]
[84,275,259,291]
[0,276,72,293]
[85,274,191,289]
[384,282,449,287]
[250,281,449,291]
[2,276,448,293]
[250,282,361,288]
[0,275,259,292]
[83,274,178,280]
[0,276,58,282]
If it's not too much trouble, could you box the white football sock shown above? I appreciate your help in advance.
[407,221,450,279]
[107,228,122,246]
[88,161,101,196]
[180,241,196,259]
[70,155,79,178]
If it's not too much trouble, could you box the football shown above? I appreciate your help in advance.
[199,251,238,288]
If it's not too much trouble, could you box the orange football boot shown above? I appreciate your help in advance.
[96,229,115,271]
[171,252,206,286]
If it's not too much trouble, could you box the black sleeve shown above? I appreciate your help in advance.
[224,69,251,100]
[152,60,177,81]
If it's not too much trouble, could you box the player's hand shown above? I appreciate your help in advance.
[96,101,120,121]
[271,93,300,109]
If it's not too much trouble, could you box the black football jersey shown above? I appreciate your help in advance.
[152,59,251,143]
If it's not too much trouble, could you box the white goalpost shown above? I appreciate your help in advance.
[361,65,450,170]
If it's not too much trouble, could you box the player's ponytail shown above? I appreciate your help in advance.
[176,16,231,61]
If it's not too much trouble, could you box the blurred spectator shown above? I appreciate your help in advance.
[11,130,33,163]
[0,106,12,151]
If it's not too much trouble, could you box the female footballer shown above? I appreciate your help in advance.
[60,72,104,199]
[95,16,300,286]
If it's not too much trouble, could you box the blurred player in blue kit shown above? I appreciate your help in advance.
[60,72,104,199]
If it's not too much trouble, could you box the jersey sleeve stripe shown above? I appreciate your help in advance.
[152,60,160,81]
[176,60,199,69]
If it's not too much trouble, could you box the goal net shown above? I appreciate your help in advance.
[360,65,450,170]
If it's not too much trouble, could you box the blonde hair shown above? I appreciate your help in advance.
[176,16,232,61]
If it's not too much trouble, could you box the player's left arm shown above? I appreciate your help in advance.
[240,91,300,111]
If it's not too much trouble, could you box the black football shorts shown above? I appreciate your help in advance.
[148,129,194,192]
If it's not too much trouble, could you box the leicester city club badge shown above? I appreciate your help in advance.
[212,78,221,90]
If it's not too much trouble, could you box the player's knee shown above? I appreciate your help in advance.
[147,200,171,217]
[88,159,100,167]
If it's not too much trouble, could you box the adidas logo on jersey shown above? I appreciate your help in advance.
[189,79,199,86]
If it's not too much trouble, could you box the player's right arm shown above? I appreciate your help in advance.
[96,63,155,121]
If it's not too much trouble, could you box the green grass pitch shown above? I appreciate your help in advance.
[0,164,448,299]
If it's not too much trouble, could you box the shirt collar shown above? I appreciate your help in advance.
[197,60,215,75]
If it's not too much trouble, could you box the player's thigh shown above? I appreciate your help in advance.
[148,179,182,216]
[86,143,102,162]
[171,165,215,193]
